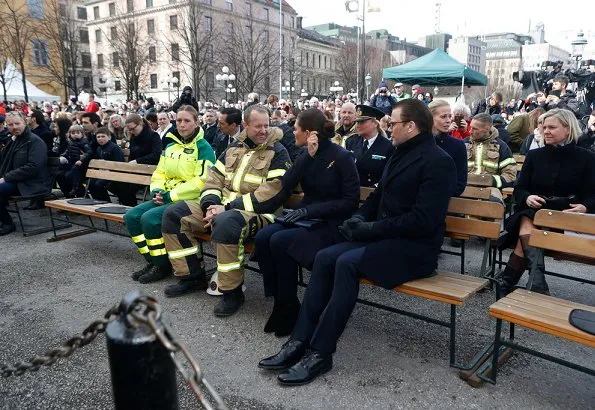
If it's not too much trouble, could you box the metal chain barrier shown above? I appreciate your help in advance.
[0,293,227,410]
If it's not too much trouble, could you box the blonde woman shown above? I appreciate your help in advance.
[498,109,595,295]
[108,114,127,148]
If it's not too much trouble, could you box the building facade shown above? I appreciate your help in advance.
[448,36,487,74]
[522,43,570,71]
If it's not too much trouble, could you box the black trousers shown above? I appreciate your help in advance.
[291,241,366,355]
[109,182,139,207]
[254,223,305,301]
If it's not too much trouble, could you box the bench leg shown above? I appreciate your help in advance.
[14,200,26,235]
[449,304,456,366]
[479,318,502,384]
[460,240,466,275]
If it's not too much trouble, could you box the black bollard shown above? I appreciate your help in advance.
[106,291,178,410]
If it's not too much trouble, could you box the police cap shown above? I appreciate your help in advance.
[354,105,385,122]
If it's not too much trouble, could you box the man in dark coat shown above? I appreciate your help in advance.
[345,105,394,187]
[27,109,53,154]
[259,99,456,385]
[213,107,243,159]
[0,112,51,235]
[202,109,220,147]
[473,92,503,116]
[172,86,199,112]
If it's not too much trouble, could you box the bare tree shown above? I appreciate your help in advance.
[0,51,16,102]
[336,42,358,95]
[220,13,280,99]
[162,0,219,100]
[0,0,32,101]
[36,0,84,99]
[106,10,150,101]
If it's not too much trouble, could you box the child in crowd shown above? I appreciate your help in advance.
[55,124,92,198]
[88,127,125,202]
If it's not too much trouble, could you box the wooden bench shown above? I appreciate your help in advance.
[461,186,491,200]
[481,210,595,383]
[466,174,493,188]
[44,160,156,242]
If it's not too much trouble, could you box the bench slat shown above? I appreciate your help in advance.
[445,216,501,240]
[533,210,595,236]
[489,289,595,348]
[85,169,153,186]
[460,186,491,200]
[466,174,493,187]
[448,197,504,219]
[529,229,595,260]
[89,159,156,175]
[44,199,128,223]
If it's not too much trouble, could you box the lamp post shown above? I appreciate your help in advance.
[100,77,113,104]
[216,66,236,103]
[329,80,343,98]
[571,30,588,70]
[164,76,179,102]
[300,88,308,100]
[346,0,367,103]
[364,73,371,101]
[281,80,295,100]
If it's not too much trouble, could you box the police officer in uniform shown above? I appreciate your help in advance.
[345,105,394,187]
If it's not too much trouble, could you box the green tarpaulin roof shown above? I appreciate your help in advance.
[382,48,488,86]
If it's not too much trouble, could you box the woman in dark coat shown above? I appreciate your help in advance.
[251,108,360,337]
[498,109,595,295]
[0,112,51,235]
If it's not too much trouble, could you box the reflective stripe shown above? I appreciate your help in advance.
[266,169,286,179]
[149,248,168,256]
[217,261,242,272]
[242,194,254,212]
[201,189,222,200]
[226,172,234,180]
[223,191,238,205]
[499,157,516,168]
[138,246,149,254]
[483,160,498,169]
[244,174,264,184]
[132,234,146,243]
[475,144,484,175]
[493,175,502,188]
[168,246,199,259]
[214,160,226,175]
[146,237,165,246]
[261,214,275,223]
[169,190,179,202]
[232,152,253,192]
[467,161,475,168]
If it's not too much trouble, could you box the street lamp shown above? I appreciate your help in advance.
[346,0,367,103]
[433,86,439,96]
[216,66,236,101]
[300,88,308,99]
[364,73,371,100]
[330,80,344,97]
[100,77,113,104]
[281,80,295,100]
[571,30,588,70]
[164,75,179,102]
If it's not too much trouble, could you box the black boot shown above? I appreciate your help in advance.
[164,273,208,297]
[264,303,283,333]
[214,286,245,317]
[138,265,171,284]
[523,246,550,295]
[132,263,154,281]
[0,222,16,236]
[495,252,527,297]
[274,300,301,338]
[24,197,45,210]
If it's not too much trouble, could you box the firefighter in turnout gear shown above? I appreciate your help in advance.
[465,113,517,202]
[125,106,216,283]
[162,105,291,316]
[331,102,358,147]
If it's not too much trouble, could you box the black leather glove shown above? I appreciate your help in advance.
[283,208,308,223]
[350,221,376,241]
[341,215,365,231]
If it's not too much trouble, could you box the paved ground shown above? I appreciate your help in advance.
[0,209,593,409]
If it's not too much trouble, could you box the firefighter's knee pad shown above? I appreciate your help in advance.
[211,211,246,244]
[162,202,190,233]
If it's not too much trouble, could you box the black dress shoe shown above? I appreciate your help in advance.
[213,287,245,317]
[258,340,306,370]
[24,199,45,210]
[277,351,332,386]
[164,275,208,297]
[132,263,154,281]
[138,266,170,284]
[0,223,16,236]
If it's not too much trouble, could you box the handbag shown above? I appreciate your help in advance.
[541,195,576,211]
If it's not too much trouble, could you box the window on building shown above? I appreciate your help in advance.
[150,74,158,89]
[291,16,295,28]
[112,52,119,67]
[263,8,269,21]
[173,71,180,81]
[318,55,321,68]
[80,29,89,44]
[146,0,153,8]
[264,30,269,43]
[324,55,327,69]
[170,15,178,30]
[31,40,49,66]
[171,43,180,61]
[207,71,214,88]
[291,37,295,50]
[83,76,91,89]
[306,52,309,67]
[247,3,252,16]
[207,44,214,60]
[81,53,92,68]
[127,0,134,12]
[281,34,285,48]
[226,0,233,10]
[97,54,104,69]
[28,0,44,19]
[264,76,270,90]
[149,46,156,62]
[115,80,121,91]
[108,3,115,16]
[281,13,284,25]
[205,16,212,32]
[203,0,212,4]
[111,26,117,40]
[147,19,155,34]
[93,6,99,19]
[77,7,87,20]
[227,22,233,36]
[95,29,102,43]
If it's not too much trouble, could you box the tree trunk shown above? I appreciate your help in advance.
[18,57,28,102]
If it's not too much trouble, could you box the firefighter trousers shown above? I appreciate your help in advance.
[162,200,272,290]
[124,200,172,268]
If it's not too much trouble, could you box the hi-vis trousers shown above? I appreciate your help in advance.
[124,200,172,267]
[162,200,272,291]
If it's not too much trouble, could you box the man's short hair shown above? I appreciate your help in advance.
[553,75,569,88]
[244,105,269,124]
[220,107,242,126]
[30,109,45,125]
[80,112,101,125]
[472,113,493,126]
[393,99,433,134]
[491,92,503,103]
[145,112,158,123]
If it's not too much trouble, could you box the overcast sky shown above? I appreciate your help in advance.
[289,0,592,50]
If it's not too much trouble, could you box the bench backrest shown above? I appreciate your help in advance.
[530,210,595,262]
[85,159,156,186]
[461,186,491,200]
[446,197,504,240]
[466,174,493,188]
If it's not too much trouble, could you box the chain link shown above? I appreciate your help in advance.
[0,303,121,377]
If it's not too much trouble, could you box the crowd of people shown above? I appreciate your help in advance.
[1,76,594,386]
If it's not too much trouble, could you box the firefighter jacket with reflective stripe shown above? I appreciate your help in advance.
[199,128,291,214]
[332,122,357,147]
[464,127,517,189]
[150,127,216,202]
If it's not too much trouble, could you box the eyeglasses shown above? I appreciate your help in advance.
[388,120,410,128]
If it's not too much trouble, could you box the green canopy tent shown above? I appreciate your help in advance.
[382,48,488,95]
